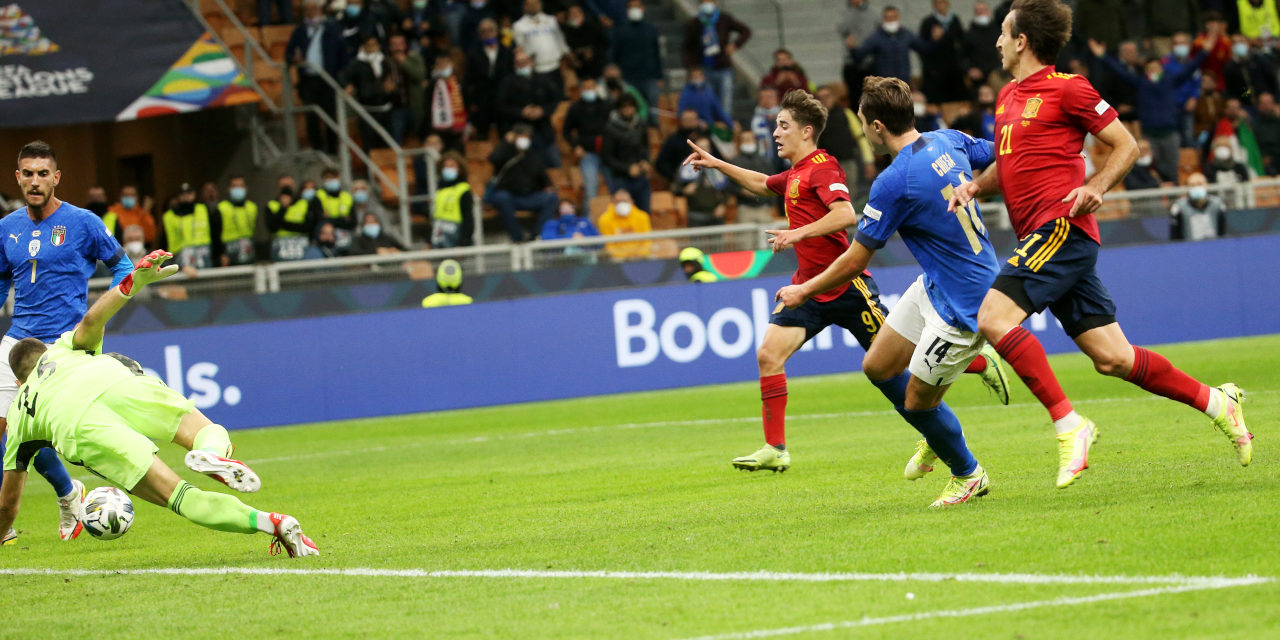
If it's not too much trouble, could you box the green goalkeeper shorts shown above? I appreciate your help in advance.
[72,375,196,491]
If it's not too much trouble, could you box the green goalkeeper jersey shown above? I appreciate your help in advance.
[3,331,132,472]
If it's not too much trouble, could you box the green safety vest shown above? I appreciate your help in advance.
[432,182,470,224]
[270,199,313,238]
[422,292,473,308]
[316,189,353,219]
[689,270,718,283]
[218,200,258,242]
[101,212,117,237]
[162,203,212,255]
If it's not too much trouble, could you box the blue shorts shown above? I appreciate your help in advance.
[771,275,887,349]
[992,217,1117,338]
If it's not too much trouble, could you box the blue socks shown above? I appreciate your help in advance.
[870,373,979,477]
[0,432,75,496]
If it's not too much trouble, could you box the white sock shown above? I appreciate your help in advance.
[1053,411,1084,435]
[252,511,277,534]
[1204,387,1224,420]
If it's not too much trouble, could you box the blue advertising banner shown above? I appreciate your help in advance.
[106,236,1280,429]
[1,1,254,128]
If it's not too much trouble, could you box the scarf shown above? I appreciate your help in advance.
[357,49,385,77]
[431,76,467,132]
[700,9,721,67]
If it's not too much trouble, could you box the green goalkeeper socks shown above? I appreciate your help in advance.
[166,481,258,534]
[192,424,232,457]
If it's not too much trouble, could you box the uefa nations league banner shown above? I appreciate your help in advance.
[105,235,1280,429]
[1,1,256,127]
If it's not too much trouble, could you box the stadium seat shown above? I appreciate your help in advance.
[649,191,686,229]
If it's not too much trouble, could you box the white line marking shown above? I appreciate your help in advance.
[0,567,1268,587]
[672,578,1273,640]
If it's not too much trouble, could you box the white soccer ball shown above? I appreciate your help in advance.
[81,486,134,540]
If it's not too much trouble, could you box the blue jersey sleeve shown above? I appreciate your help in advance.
[940,128,995,169]
[855,169,905,250]
[81,214,129,285]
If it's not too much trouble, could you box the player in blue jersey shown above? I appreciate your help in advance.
[776,77,1006,507]
[1,141,135,544]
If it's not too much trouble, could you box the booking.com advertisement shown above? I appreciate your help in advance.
[108,235,1280,429]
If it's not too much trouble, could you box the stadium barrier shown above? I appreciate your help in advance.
[102,234,1280,429]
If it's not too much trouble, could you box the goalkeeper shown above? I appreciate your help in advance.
[0,251,318,557]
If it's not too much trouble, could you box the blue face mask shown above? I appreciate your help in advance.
[229,186,247,202]
[324,178,342,193]
[442,166,459,181]
[363,223,381,237]
[582,89,597,102]
[413,0,427,9]
[1173,43,1191,58]
[301,188,317,201]
[1189,186,1208,201]
[353,190,369,204]
[346,4,361,17]
[121,196,137,209]
[1233,42,1250,58]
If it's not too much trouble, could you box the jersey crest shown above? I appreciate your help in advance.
[51,225,66,246]
[27,239,39,257]
[1021,96,1043,119]
[788,178,801,200]
[996,104,1005,115]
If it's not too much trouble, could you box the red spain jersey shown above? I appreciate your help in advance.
[765,149,857,302]
[994,67,1118,244]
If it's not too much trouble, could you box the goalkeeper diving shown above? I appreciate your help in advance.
[0,250,318,557]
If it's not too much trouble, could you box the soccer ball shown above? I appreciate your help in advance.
[81,486,134,540]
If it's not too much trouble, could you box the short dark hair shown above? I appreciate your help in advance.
[616,93,639,111]
[1010,0,1073,65]
[859,76,914,135]
[322,168,339,178]
[17,140,55,168]
[779,89,828,140]
[9,337,47,383]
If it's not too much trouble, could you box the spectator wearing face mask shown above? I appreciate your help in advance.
[286,0,346,154]
[962,2,1000,87]
[1214,98,1267,176]
[305,222,341,259]
[563,3,608,80]
[601,94,652,215]
[498,49,563,168]
[109,185,156,247]
[1205,138,1251,185]
[749,86,782,159]
[911,89,944,133]
[344,34,402,151]
[1193,71,1227,145]
[387,33,427,139]
[432,152,476,248]
[1223,34,1279,106]
[464,18,514,139]
[760,49,809,99]
[163,182,218,270]
[428,52,467,151]
[485,124,558,242]
[610,0,663,124]
[268,179,320,261]
[601,63,649,121]
[350,211,405,255]
[215,176,257,266]
[540,199,600,258]
[460,1,497,52]
[513,0,569,90]
[563,76,611,207]
[83,186,116,239]
[1194,12,1232,93]
[846,6,939,85]
[596,188,651,261]
[656,109,710,183]
[1170,173,1227,241]
[1090,38,1208,183]
[349,178,385,233]
[338,0,386,59]
[675,136,730,227]
[1161,33,1202,147]
[121,225,148,265]
[917,0,966,104]
[314,169,356,254]
[838,0,882,108]
[730,129,782,223]
[681,0,751,117]
[1124,139,1165,190]
[678,67,733,133]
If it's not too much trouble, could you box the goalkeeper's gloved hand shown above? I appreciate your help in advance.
[119,250,180,297]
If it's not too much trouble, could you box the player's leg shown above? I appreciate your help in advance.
[731,322,808,472]
[129,456,318,557]
[1073,318,1252,466]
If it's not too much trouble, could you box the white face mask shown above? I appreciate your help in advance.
[125,241,145,256]
[627,7,643,21]
[1136,155,1153,167]
[1189,186,1208,201]
[1173,43,1191,58]
[913,102,926,117]
[972,14,991,27]
[515,137,532,151]
[1214,146,1232,161]
[615,201,632,216]
[740,143,757,154]
[883,21,900,34]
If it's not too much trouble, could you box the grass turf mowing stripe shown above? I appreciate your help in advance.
[673,578,1274,640]
[0,568,1269,587]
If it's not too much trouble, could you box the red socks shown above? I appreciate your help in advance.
[964,354,988,374]
[995,326,1074,421]
[1126,346,1211,411]
[760,373,788,446]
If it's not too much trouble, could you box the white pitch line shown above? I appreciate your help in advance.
[246,391,1223,465]
[672,578,1274,640]
[0,567,1268,588]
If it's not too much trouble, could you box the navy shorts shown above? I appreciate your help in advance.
[992,217,1117,338]
[771,274,887,349]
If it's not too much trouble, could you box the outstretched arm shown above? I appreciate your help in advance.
[683,139,773,197]
[775,240,875,308]
[73,250,179,351]
[0,470,26,542]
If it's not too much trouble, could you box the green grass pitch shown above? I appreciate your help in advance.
[4,335,1277,639]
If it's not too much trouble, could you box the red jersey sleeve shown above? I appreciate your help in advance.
[765,171,788,196]
[1062,75,1118,135]
[811,162,852,208]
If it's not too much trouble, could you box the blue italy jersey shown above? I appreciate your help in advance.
[0,202,127,341]
[855,129,999,332]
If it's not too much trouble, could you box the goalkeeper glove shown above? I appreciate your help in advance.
[119,250,180,297]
